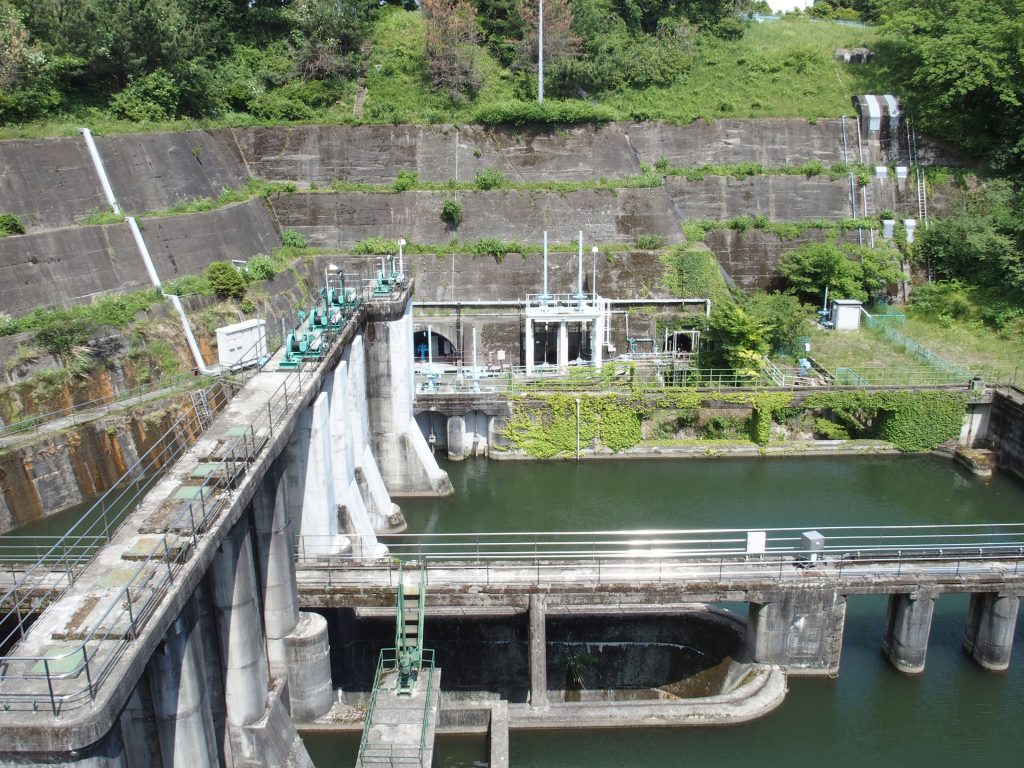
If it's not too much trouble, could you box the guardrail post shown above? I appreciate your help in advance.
[83,644,94,701]
[44,658,57,716]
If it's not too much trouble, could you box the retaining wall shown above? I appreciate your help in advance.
[667,175,851,221]
[989,390,1024,481]
[273,189,682,247]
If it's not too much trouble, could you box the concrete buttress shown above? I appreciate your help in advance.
[364,295,453,496]
[251,457,300,677]
[963,592,1020,672]
[147,594,220,767]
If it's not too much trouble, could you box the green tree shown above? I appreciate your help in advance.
[705,302,772,377]
[206,260,248,300]
[878,0,1024,165]
[0,2,62,122]
[743,291,813,354]
[779,242,902,304]
[289,0,378,78]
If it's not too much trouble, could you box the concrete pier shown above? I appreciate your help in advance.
[147,598,220,767]
[883,591,936,674]
[252,458,300,677]
[356,668,442,768]
[284,612,334,721]
[963,592,1020,672]
[364,296,453,496]
[529,594,548,707]
[447,415,467,460]
[745,588,846,674]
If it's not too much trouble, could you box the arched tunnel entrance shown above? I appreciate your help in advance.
[413,329,460,364]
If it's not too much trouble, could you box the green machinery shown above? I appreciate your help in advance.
[373,255,404,296]
[394,563,426,695]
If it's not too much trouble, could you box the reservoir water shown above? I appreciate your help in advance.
[312,455,1024,768]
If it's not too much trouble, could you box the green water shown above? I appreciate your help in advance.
[379,455,1024,768]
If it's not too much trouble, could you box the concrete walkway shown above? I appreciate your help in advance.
[357,668,441,768]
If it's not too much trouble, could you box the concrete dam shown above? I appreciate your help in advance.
[1,116,1022,767]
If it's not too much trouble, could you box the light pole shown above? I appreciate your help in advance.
[537,0,544,102]
[591,246,599,301]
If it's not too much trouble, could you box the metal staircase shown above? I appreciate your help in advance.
[395,563,426,694]
[189,389,212,430]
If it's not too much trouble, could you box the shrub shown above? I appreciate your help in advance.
[244,255,278,282]
[440,199,463,228]
[280,229,308,249]
[110,69,181,121]
[163,275,212,297]
[353,237,398,255]
[471,99,619,126]
[474,168,508,190]
[0,214,25,236]
[635,234,665,250]
[205,261,248,300]
[393,170,418,192]
[471,238,522,261]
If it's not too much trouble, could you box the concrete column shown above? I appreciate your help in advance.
[346,332,404,531]
[591,317,603,369]
[119,680,159,768]
[364,296,452,495]
[297,392,347,556]
[447,415,467,460]
[328,364,386,558]
[883,591,936,674]
[524,319,534,374]
[284,612,334,721]
[147,596,220,767]
[252,457,300,677]
[963,592,1020,672]
[528,594,548,708]
[209,520,270,730]
[557,321,569,370]
[745,589,846,675]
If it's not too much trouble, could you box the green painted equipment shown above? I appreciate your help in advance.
[395,562,426,695]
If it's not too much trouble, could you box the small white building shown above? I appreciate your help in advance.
[831,300,863,331]
[216,318,267,368]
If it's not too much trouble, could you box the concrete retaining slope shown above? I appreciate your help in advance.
[97,129,249,214]
[0,199,281,315]
[667,175,851,221]
[233,120,846,185]
[393,250,672,302]
[0,137,108,230]
[138,198,281,280]
[0,223,146,314]
[273,189,682,247]
[705,227,862,292]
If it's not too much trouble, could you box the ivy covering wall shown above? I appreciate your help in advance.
[501,390,970,458]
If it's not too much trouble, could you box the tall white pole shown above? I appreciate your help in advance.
[542,231,549,299]
[538,0,544,102]
[577,231,584,298]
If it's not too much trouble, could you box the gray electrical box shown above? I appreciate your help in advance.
[800,530,825,562]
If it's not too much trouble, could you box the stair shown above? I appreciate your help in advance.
[189,389,212,430]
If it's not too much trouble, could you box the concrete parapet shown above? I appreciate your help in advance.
[745,588,846,675]
[963,592,1020,672]
[883,591,936,674]
[284,612,334,722]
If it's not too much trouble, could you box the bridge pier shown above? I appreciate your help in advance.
[346,333,406,530]
[148,596,220,767]
[883,591,936,674]
[963,592,1020,672]
[528,594,548,708]
[745,588,846,675]
[447,415,467,461]
[364,297,453,496]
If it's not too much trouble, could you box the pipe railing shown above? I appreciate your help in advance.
[294,524,1024,566]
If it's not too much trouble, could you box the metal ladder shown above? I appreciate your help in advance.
[189,389,212,430]
[395,563,426,695]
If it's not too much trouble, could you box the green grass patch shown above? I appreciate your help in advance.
[137,178,295,218]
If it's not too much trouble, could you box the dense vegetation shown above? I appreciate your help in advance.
[0,0,1014,169]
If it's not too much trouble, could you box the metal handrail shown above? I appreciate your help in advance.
[293,524,1024,566]
[357,648,437,768]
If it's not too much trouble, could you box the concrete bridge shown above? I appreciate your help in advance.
[292,527,1024,683]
